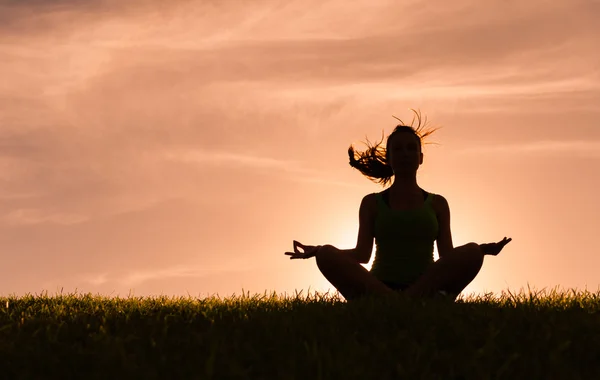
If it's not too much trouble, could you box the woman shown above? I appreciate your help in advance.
[284,110,511,301]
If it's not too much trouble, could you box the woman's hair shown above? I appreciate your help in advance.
[348,109,441,187]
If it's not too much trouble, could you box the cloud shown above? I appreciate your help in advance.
[457,140,600,158]
[77,262,256,288]
[2,208,89,226]
[118,265,224,286]
[0,0,596,216]
[289,175,364,189]
[2,0,598,128]
[164,149,303,171]
[162,148,366,188]
[4,0,598,89]
[83,272,109,286]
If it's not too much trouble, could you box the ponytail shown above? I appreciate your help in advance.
[348,109,440,187]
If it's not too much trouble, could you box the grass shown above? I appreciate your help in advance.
[1,287,599,380]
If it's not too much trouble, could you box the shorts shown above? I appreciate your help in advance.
[381,280,412,292]
[382,280,452,298]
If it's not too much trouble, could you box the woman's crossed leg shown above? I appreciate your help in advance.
[315,244,486,301]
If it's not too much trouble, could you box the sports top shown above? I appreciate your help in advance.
[368,189,439,285]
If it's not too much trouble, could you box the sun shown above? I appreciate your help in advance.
[306,220,363,296]
[328,220,376,271]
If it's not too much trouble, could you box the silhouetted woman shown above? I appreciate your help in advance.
[285,110,511,301]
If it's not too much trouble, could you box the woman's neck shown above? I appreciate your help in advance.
[389,176,420,194]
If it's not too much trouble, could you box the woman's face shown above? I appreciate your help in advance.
[386,132,423,174]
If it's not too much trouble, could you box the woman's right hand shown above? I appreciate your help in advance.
[284,240,322,260]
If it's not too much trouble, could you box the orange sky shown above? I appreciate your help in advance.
[1,0,599,299]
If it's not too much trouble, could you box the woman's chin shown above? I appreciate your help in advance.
[393,170,418,177]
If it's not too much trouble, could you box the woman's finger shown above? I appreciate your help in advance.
[293,240,306,254]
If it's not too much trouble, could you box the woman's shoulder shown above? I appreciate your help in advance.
[360,192,379,205]
[428,192,450,214]
[363,192,380,205]
[361,192,385,211]
[428,191,447,202]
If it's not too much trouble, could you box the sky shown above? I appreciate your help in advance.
[1,0,599,299]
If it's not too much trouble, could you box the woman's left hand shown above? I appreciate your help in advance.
[480,237,512,256]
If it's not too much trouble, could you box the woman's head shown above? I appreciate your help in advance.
[385,125,424,176]
[348,109,440,186]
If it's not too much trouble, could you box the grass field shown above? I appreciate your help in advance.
[1,287,599,379]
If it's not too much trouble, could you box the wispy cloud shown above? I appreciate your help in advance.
[79,263,256,287]
[118,266,218,286]
[163,148,364,188]
[2,208,89,226]
[164,149,303,170]
[457,140,600,158]
[289,175,365,189]
[3,0,598,94]
[83,272,109,286]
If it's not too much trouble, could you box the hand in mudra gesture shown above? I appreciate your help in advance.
[480,237,512,256]
[284,240,322,260]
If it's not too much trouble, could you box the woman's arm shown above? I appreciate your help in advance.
[285,243,367,263]
[434,194,454,259]
[352,193,376,264]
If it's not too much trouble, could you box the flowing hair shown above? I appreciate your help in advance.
[348,109,441,187]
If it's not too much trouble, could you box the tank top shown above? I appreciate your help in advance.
[369,189,439,285]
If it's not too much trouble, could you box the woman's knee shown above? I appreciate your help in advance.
[315,245,337,266]
[315,245,357,274]
[463,242,479,251]
[464,243,484,266]
[452,243,484,265]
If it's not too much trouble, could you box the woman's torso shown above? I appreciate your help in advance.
[369,188,440,286]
